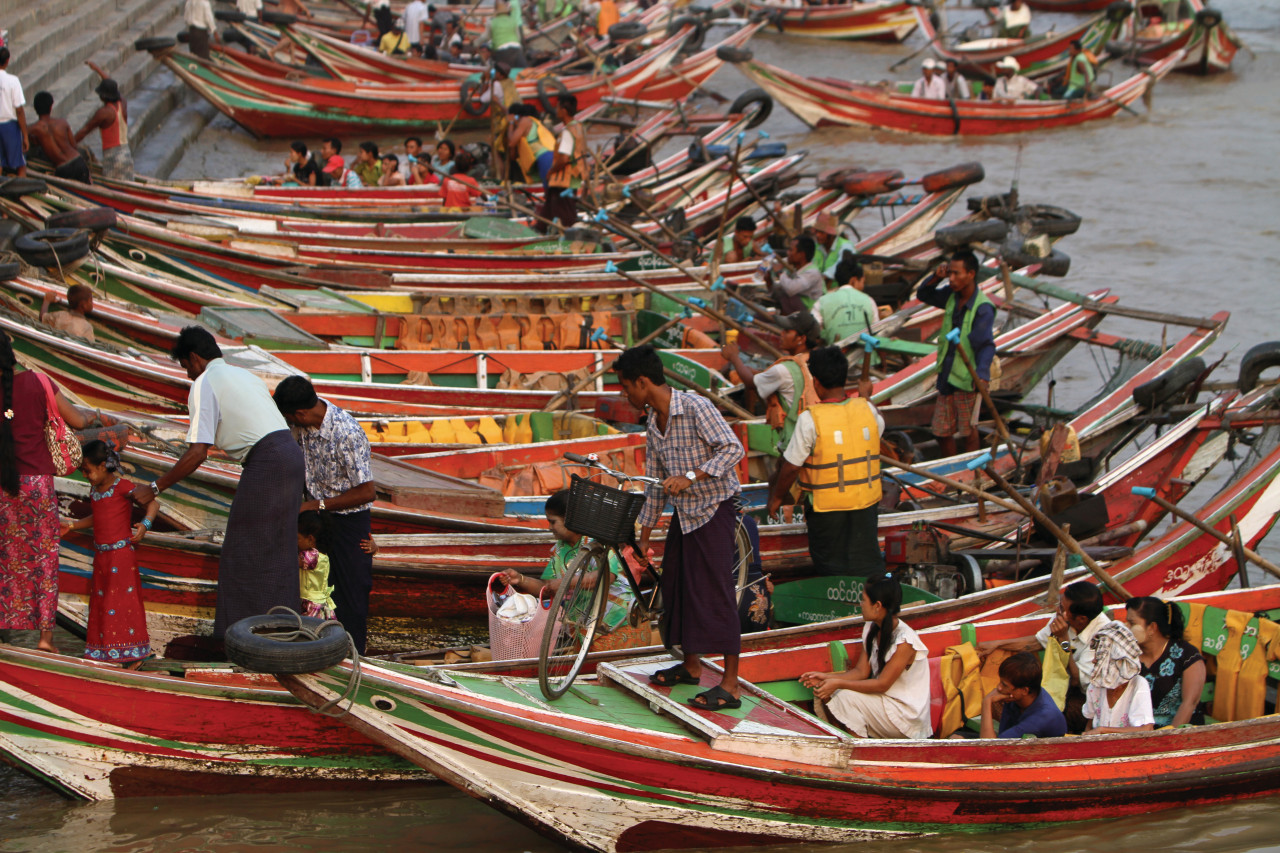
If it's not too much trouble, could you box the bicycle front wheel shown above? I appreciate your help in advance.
[538,543,612,700]
[731,519,753,605]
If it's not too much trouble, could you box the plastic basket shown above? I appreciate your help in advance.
[486,573,552,661]
[564,474,646,547]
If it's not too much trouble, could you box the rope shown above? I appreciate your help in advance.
[265,606,362,717]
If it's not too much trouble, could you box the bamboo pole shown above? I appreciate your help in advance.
[540,313,686,412]
[947,327,1022,472]
[880,457,1028,518]
[1131,487,1280,581]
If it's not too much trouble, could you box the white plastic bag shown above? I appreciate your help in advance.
[496,591,541,625]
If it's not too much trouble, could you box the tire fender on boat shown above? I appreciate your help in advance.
[0,221,21,252]
[224,614,350,674]
[728,88,773,128]
[840,169,905,197]
[921,162,985,193]
[536,76,570,116]
[0,254,19,283]
[214,8,246,22]
[14,228,91,269]
[665,15,706,51]
[0,176,47,199]
[935,219,1008,250]
[133,35,176,52]
[1020,204,1082,238]
[459,78,488,116]
[1105,1,1134,23]
[1237,343,1280,393]
[261,10,297,26]
[1003,247,1071,277]
[607,21,646,41]
[1132,357,1206,410]
[45,207,118,233]
[715,45,753,64]
[1194,8,1223,28]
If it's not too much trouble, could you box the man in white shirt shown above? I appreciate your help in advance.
[995,0,1032,39]
[911,58,947,100]
[992,56,1039,101]
[404,0,428,55]
[0,48,27,177]
[184,0,218,60]
[766,236,825,315]
[1035,580,1111,732]
[235,0,262,19]
[147,326,305,644]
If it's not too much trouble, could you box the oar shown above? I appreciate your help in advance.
[1131,487,1280,581]
[880,456,1029,518]
[889,23,961,72]
[977,453,1133,600]
[946,327,1022,472]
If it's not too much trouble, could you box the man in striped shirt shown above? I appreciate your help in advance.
[620,345,747,712]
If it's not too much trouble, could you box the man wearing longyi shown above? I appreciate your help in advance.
[616,345,746,712]
[147,327,305,643]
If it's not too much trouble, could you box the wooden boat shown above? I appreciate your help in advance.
[0,644,433,799]
[743,0,917,41]
[913,1,1133,79]
[281,581,1280,851]
[738,53,1179,135]
[1108,0,1241,75]
[137,29,691,138]
[1026,0,1114,11]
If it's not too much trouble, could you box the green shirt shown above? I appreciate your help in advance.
[541,538,635,631]
[354,161,381,188]
[818,235,855,280]
[1066,53,1095,90]
[488,12,519,47]
[816,285,878,346]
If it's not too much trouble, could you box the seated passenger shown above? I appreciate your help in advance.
[800,575,932,738]
[1082,621,1155,734]
[911,58,947,100]
[992,56,1039,102]
[1035,580,1110,732]
[722,215,759,264]
[1125,596,1206,727]
[981,651,1068,738]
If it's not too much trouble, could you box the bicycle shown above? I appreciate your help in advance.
[537,451,755,700]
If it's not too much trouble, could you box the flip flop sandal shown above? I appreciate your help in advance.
[649,664,700,686]
[689,685,742,711]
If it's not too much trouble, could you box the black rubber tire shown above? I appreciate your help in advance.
[1237,342,1280,393]
[0,177,47,199]
[45,207,118,233]
[134,35,176,51]
[538,545,611,699]
[0,221,21,252]
[214,8,246,22]
[951,554,984,598]
[537,76,570,115]
[715,44,753,64]
[971,0,1001,7]
[729,88,772,129]
[0,253,19,283]
[935,219,1008,250]
[1194,8,1222,27]
[1105,0,1133,23]
[666,15,706,51]
[14,228,91,269]
[1022,204,1082,238]
[1004,247,1071,277]
[224,614,350,674]
[459,78,488,116]
[261,10,297,25]
[1133,356,1206,410]
[608,21,646,41]
[966,191,1014,216]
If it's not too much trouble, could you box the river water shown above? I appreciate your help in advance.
[5,0,1280,848]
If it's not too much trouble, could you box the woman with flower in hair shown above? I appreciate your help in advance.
[60,440,157,666]
[1125,596,1206,727]
[0,330,91,652]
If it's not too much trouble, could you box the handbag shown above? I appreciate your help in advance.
[36,373,81,476]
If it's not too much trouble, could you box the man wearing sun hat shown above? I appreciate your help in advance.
[992,56,1039,101]
[811,211,855,282]
[912,57,947,100]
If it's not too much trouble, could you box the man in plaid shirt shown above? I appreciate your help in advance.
[618,345,746,712]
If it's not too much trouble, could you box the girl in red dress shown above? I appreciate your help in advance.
[60,441,158,666]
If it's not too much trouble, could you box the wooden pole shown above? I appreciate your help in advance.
[947,327,1022,472]
[881,457,1028,518]
[1230,516,1250,588]
[540,313,686,412]
[1042,523,1070,611]
[1133,488,1280,581]
[980,457,1133,600]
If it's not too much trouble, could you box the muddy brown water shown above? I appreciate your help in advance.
[4,0,1280,848]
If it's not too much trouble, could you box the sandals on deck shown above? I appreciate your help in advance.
[688,685,742,711]
[649,664,700,687]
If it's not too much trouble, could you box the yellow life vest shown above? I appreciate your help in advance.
[798,395,882,511]
[515,117,556,177]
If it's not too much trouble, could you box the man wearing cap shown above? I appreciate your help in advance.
[992,56,1039,101]
[912,58,947,100]
[993,0,1032,39]
[0,48,27,178]
[721,310,820,457]
[766,235,825,315]
[812,212,855,282]
[380,18,411,55]
[768,346,884,576]
[943,59,971,100]
[184,0,218,60]
[813,255,879,347]
[916,249,995,456]
[75,63,133,181]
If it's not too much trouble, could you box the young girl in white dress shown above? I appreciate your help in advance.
[800,574,932,738]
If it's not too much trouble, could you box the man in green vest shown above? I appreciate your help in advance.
[1061,39,1095,99]
[720,310,820,456]
[813,255,879,346]
[722,215,759,264]
[811,212,855,282]
[484,0,527,68]
[916,249,996,456]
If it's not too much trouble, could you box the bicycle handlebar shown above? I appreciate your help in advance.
[564,452,661,486]
[564,452,590,465]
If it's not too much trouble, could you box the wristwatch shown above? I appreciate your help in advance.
[684,470,697,483]
[1059,640,1072,652]
[150,481,162,498]
[318,498,327,511]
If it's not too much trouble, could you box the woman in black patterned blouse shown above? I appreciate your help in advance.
[1125,597,1207,727]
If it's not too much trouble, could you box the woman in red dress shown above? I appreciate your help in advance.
[61,441,158,665]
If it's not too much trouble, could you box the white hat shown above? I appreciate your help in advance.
[998,56,1019,71]
[922,57,938,69]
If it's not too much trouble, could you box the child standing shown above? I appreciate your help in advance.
[298,511,337,620]
[60,441,156,666]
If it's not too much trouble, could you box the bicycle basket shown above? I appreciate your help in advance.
[565,474,647,547]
